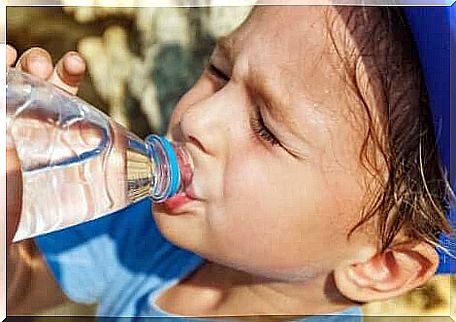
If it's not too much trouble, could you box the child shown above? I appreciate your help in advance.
[7,4,453,320]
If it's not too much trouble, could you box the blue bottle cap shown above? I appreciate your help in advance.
[145,135,181,202]
[159,136,181,198]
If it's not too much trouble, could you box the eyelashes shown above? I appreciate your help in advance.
[250,112,280,147]
[207,63,230,82]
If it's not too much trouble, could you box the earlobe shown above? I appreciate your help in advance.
[333,242,439,302]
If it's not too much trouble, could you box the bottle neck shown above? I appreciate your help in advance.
[145,135,192,202]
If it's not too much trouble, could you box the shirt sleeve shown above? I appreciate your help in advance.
[34,198,169,304]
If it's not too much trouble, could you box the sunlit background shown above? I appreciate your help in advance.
[6,3,455,321]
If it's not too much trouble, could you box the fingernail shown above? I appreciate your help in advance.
[29,55,48,70]
[30,55,47,65]
[29,55,51,76]
[67,54,85,70]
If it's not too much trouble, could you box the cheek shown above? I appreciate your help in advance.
[207,147,354,270]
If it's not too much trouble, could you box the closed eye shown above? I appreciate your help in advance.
[250,111,281,147]
[207,63,230,82]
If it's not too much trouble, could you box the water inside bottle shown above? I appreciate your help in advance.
[14,119,156,241]
[7,69,165,241]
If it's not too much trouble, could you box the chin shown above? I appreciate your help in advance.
[151,203,208,252]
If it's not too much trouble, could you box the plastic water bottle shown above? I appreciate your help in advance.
[6,68,193,242]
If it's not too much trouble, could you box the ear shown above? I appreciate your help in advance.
[333,241,439,302]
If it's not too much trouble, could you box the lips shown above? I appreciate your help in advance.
[162,191,195,213]
[162,159,200,214]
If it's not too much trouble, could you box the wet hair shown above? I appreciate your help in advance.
[326,7,454,252]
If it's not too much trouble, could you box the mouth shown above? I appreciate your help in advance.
[161,186,200,214]
[159,139,204,214]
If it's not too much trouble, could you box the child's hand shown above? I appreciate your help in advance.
[7,44,86,95]
[6,45,87,245]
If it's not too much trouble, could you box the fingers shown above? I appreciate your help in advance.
[6,45,17,67]
[15,47,54,80]
[48,51,86,95]
[9,46,86,95]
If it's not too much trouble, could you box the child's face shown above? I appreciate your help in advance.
[153,6,376,281]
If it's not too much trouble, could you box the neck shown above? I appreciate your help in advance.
[187,261,357,317]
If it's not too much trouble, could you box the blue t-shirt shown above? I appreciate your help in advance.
[35,199,363,321]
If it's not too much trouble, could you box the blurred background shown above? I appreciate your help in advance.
[6,3,455,321]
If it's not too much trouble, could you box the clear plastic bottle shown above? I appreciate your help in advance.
[6,68,193,242]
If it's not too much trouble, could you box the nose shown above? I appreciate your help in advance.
[178,94,228,157]
[176,86,245,158]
